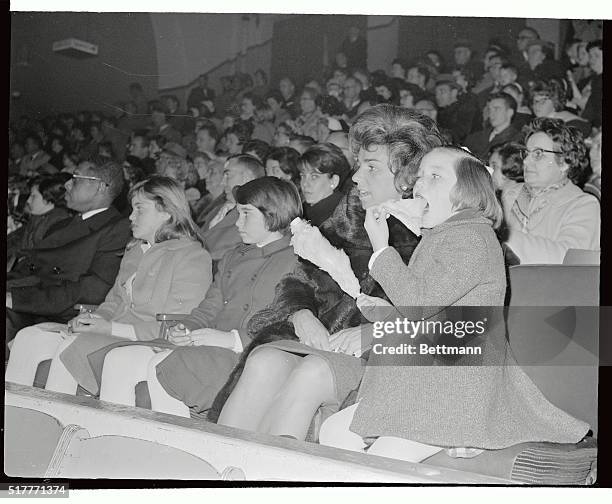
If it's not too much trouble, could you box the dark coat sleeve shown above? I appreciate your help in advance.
[10,218,131,318]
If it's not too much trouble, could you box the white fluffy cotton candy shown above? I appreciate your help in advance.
[289,218,361,299]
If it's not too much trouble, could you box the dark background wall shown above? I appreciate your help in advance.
[10,12,158,120]
[270,14,367,87]
[397,16,527,69]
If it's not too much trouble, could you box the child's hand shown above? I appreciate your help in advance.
[168,323,192,345]
[364,206,390,252]
[68,315,111,336]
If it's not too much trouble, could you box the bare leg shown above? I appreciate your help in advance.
[147,350,190,418]
[262,355,337,440]
[6,327,63,386]
[99,346,156,406]
[218,348,302,431]
[45,335,79,394]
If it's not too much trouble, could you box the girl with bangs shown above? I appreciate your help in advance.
[6,176,212,395]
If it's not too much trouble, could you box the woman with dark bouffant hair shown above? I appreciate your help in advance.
[6,176,212,396]
[298,143,352,226]
[504,117,599,264]
[215,105,440,437]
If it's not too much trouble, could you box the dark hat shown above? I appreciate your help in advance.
[162,142,187,159]
[435,74,461,90]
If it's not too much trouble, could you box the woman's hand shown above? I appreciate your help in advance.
[364,206,390,252]
[290,309,331,351]
[329,324,373,357]
[356,294,395,322]
[68,314,111,335]
[189,328,233,348]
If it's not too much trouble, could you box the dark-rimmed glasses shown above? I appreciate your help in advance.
[520,148,563,161]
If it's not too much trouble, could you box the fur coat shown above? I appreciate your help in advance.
[208,186,419,419]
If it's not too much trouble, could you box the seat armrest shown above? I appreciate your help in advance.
[73,304,99,314]
[156,313,191,322]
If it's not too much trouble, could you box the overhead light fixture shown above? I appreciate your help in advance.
[52,38,98,58]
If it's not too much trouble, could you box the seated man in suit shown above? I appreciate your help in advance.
[6,157,132,343]
[465,92,520,160]
[201,154,265,267]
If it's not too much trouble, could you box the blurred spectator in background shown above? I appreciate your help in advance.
[340,26,367,69]
[452,40,483,85]
[187,74,216,111]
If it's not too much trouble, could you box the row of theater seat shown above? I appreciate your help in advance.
[5,248,599,482]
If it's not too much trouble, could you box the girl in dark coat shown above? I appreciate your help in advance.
[215,106,442,439]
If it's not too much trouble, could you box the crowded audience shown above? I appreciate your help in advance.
[6,25,602,481]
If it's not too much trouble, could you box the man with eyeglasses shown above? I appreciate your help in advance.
[6,158,131,344]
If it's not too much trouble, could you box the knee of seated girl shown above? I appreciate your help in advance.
[294,354,333,384]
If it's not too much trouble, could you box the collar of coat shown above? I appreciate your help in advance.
[37,207,123,249]
[235,234,292,258]
[421,209,493,236]
[128,236,202,253]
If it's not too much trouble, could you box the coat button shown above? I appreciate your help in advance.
[251,275,257,282]
[52,266,61,274]
[242,304,249,310]
[224,300,229,305]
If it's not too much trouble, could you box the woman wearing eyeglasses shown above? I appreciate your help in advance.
[503,117,600,264]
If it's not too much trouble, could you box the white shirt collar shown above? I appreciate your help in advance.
[81,207,108,220]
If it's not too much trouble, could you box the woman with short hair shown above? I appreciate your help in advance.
[7,174,72,271]
[530,79,591,136]
[298,143,352,226]
[294,87,325,142]
[264,146,301,187]
[504,117,599,264]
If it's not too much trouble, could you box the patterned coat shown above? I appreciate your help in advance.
[350,210,590,449]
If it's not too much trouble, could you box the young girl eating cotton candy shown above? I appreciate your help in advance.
[319,145,590,462]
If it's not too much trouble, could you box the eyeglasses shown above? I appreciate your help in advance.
[520,148,562,161]
[72,173,106,183]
